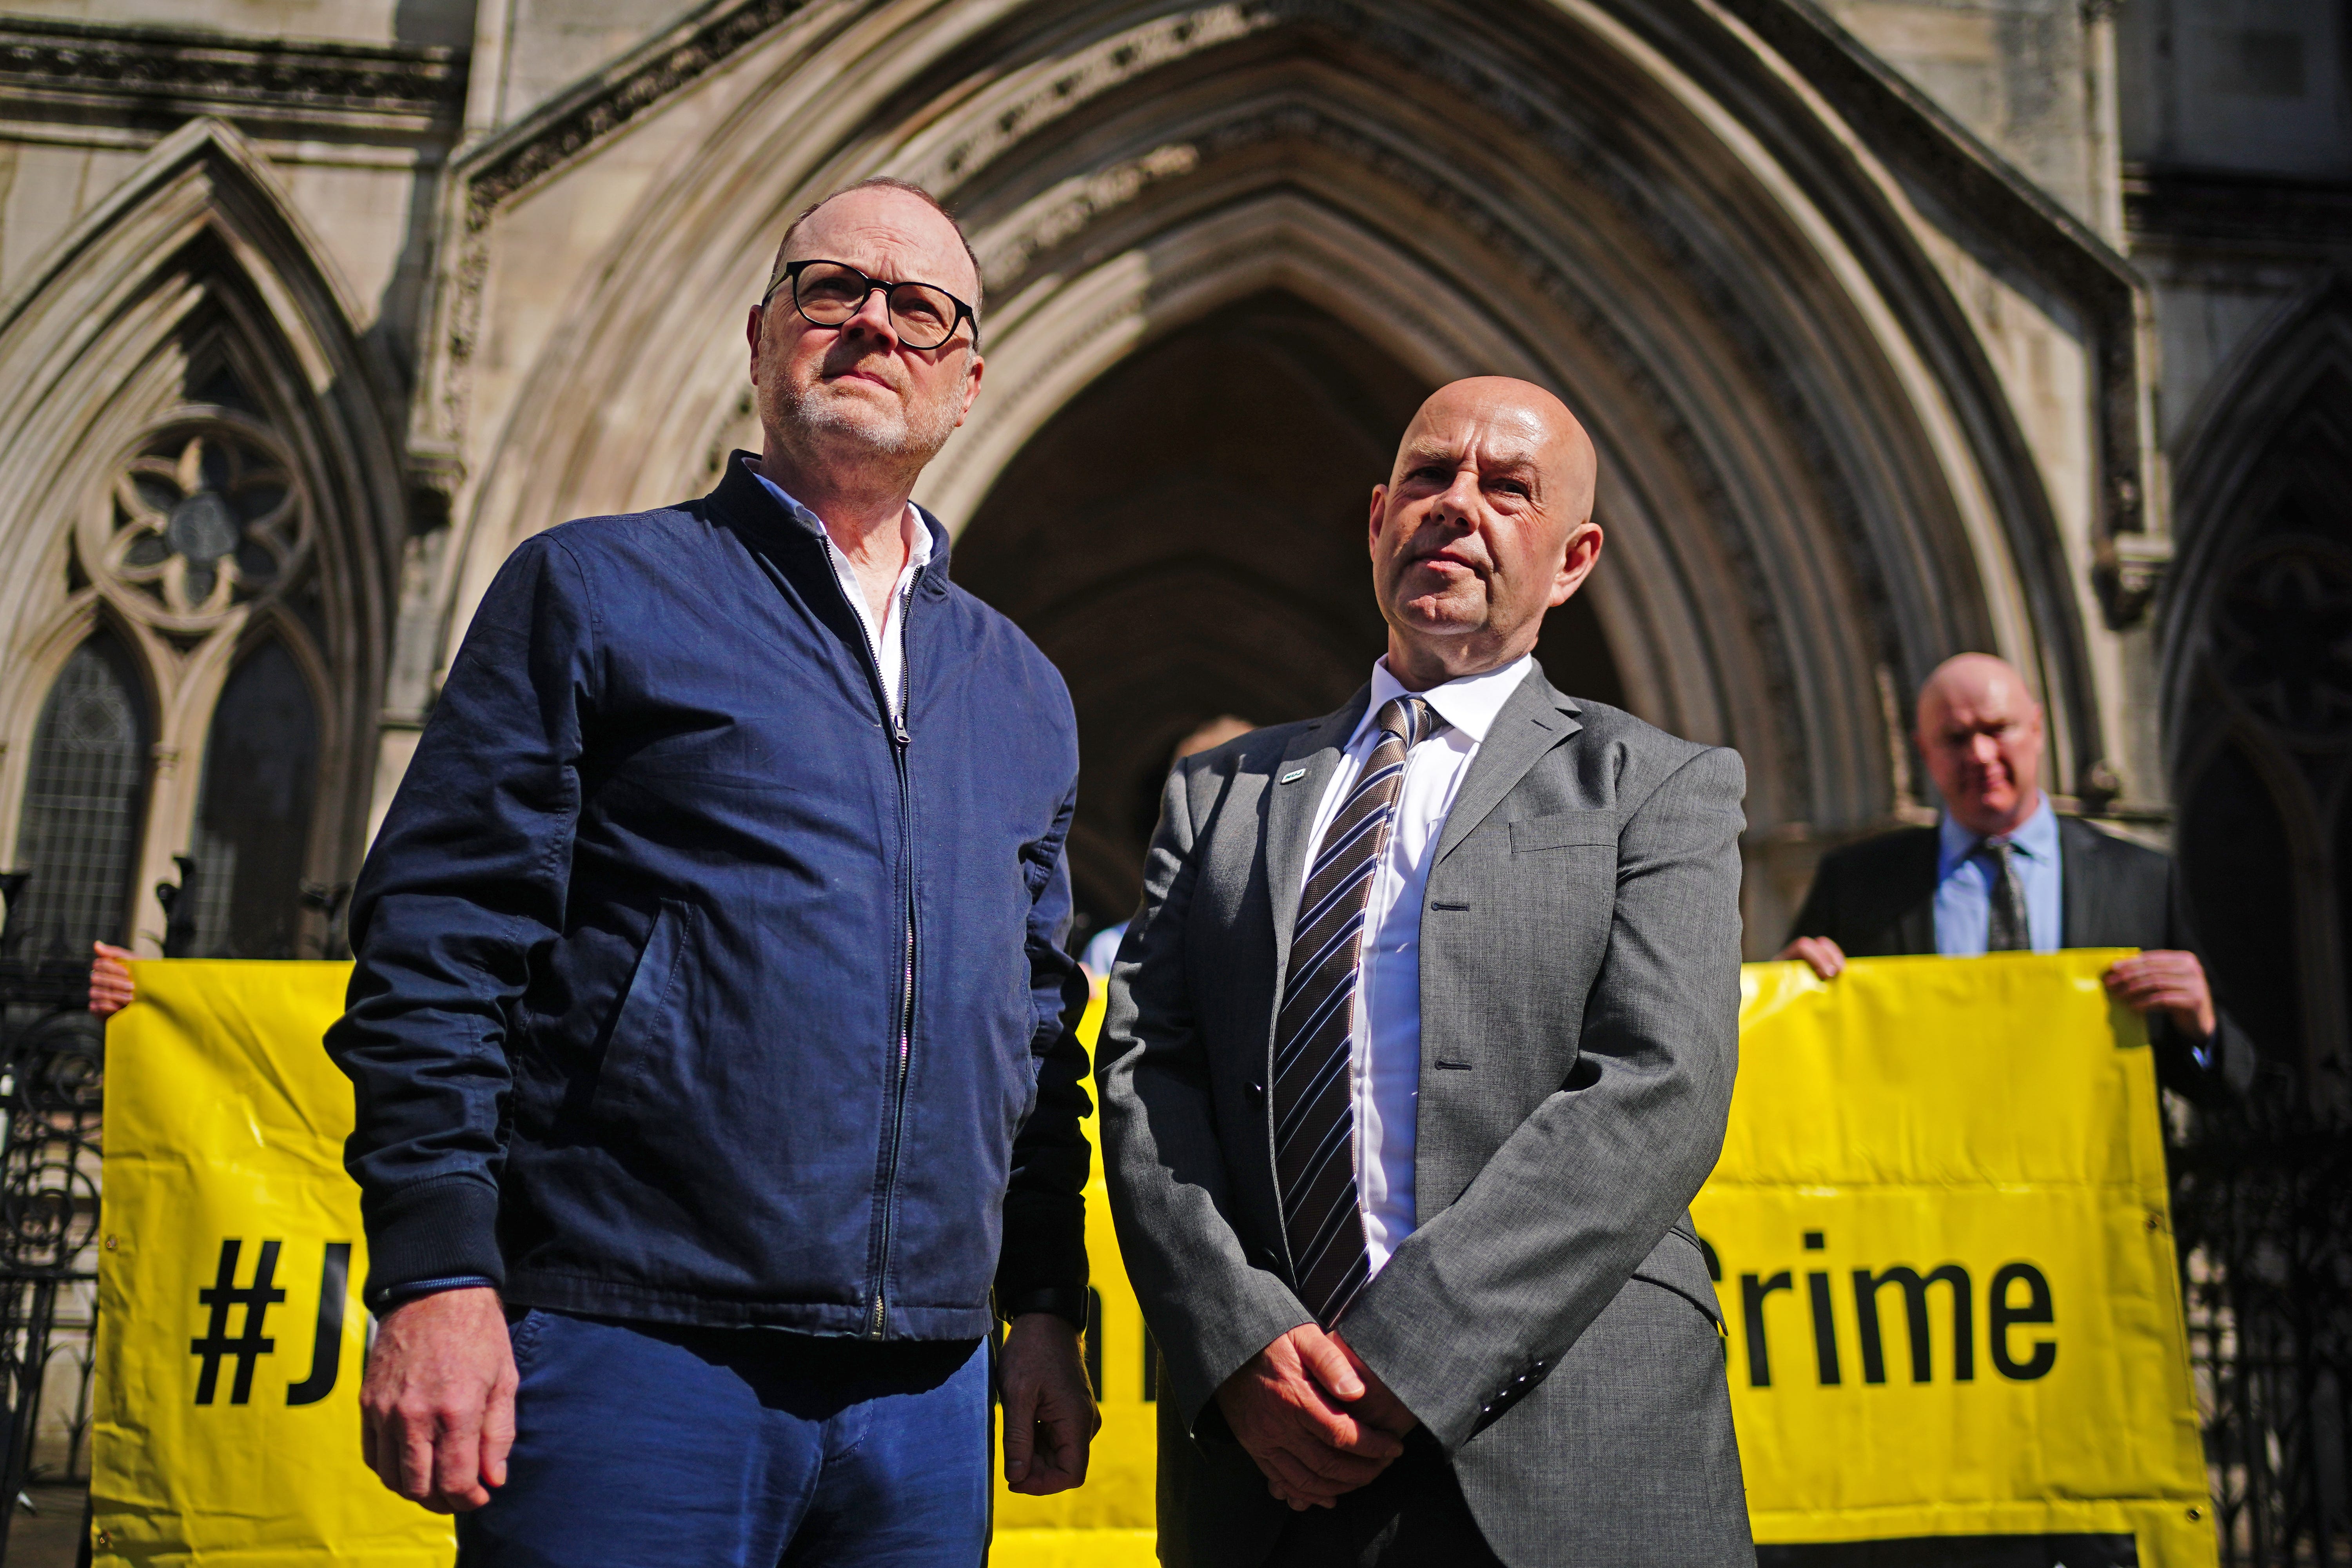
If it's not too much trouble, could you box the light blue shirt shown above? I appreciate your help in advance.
[1933,795,2062,956]
[1080,921,1127,978]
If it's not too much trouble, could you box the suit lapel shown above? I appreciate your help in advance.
[1433,670,1582,866]
[1265,688,1372,979]
[1896,831,1939,955]
[2059,816,2096,947]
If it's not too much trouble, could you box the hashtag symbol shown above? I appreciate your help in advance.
[191,1239,285,1405]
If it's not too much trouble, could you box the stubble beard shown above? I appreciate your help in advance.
[773,361,963,470]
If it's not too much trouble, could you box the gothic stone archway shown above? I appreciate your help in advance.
[427,0,2138,947]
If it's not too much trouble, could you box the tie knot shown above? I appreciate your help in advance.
[1375,695,1439,749]
[1980,839,2014,868]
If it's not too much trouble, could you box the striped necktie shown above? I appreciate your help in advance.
[1982,840,2029,952]
[1274,695,1439,1328]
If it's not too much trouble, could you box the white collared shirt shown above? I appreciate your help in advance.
[750,463,932,719]
[1299,653,1535,1276]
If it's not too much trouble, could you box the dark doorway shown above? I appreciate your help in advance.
[952,291,1624,929]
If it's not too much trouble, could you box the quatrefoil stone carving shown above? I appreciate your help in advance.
[87,417,310,634]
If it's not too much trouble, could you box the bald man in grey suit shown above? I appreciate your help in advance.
[1097,378,1752,1567]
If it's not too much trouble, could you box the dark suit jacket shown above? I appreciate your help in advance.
[1787,816,2254,1102]
[1098,670,1752,1568]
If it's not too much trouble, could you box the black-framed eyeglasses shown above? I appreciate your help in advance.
[765,258,978,352]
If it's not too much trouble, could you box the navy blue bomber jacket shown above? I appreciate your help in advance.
[327,454,1092,1338]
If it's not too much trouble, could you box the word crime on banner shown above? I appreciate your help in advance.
[1695,954,2217,1566]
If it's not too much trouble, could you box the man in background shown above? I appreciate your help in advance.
[1781,652,2252,1101]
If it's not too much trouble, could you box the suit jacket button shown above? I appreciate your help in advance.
[1247,1080,1265,1101]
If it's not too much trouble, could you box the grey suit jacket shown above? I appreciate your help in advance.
[1097,666,1755,1568]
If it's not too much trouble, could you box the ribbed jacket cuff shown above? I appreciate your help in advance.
[997,1191,1087,1330]
[361,1175,505,1312]
[998,1284,1089,1331]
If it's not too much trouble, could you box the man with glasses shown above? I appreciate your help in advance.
[330,179,1098,1564]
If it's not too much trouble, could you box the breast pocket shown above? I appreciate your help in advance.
[1509,810,1619,853]
[1494,810,1618,995]
[590,899,696,1126]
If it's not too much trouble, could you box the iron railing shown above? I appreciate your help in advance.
[0,954,101,1564]
[2174,1077,2352,1566]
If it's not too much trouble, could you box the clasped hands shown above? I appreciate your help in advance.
[1216,1323,1417,1510]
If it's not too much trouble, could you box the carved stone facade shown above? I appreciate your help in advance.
[0,0,2343,1091]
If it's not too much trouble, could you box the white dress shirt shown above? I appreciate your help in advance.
[1299,653,1535,1276]
[751,463,931,719]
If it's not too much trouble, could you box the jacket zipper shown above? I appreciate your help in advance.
[826,536,920,1340]
[872,645,914,1338]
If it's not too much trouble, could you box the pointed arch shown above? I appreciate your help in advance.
[2164,272,2352,714]
[2161,274,2352,1104]
[0,119,405,949]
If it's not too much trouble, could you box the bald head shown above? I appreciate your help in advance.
[1391,377,1596,518]
[1915,653,2045,837]
[1368,377,1603,688]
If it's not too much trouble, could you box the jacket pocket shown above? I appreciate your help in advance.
[590,899,695,1125]
[1509,810,1618,852]
[1633,1226,1724,1326]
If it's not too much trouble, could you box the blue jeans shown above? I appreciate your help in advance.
[456,1308,991,1567]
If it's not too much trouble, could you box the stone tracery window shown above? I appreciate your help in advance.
[8,374,330,960]
[2175,404,2352,1103]
[187,640,319,959]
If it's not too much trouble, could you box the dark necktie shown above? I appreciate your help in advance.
[1273,695,1438,1328]
[1983,841,2029,953]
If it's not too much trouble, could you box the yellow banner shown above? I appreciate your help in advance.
[91,955,2213,1566]
[92,960,453,1566]
[1697,953,2215,1566]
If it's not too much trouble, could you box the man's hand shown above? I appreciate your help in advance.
[1777,935,1847,980]
[2104,950,2216,1041]
[359,1286,517,1512]
[1215,1324,1407,1510]
[88,943,134,1017]
[1329,1332,1417,1439]
[1000,1311,1100,1495]
[1769,940,1844,973]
